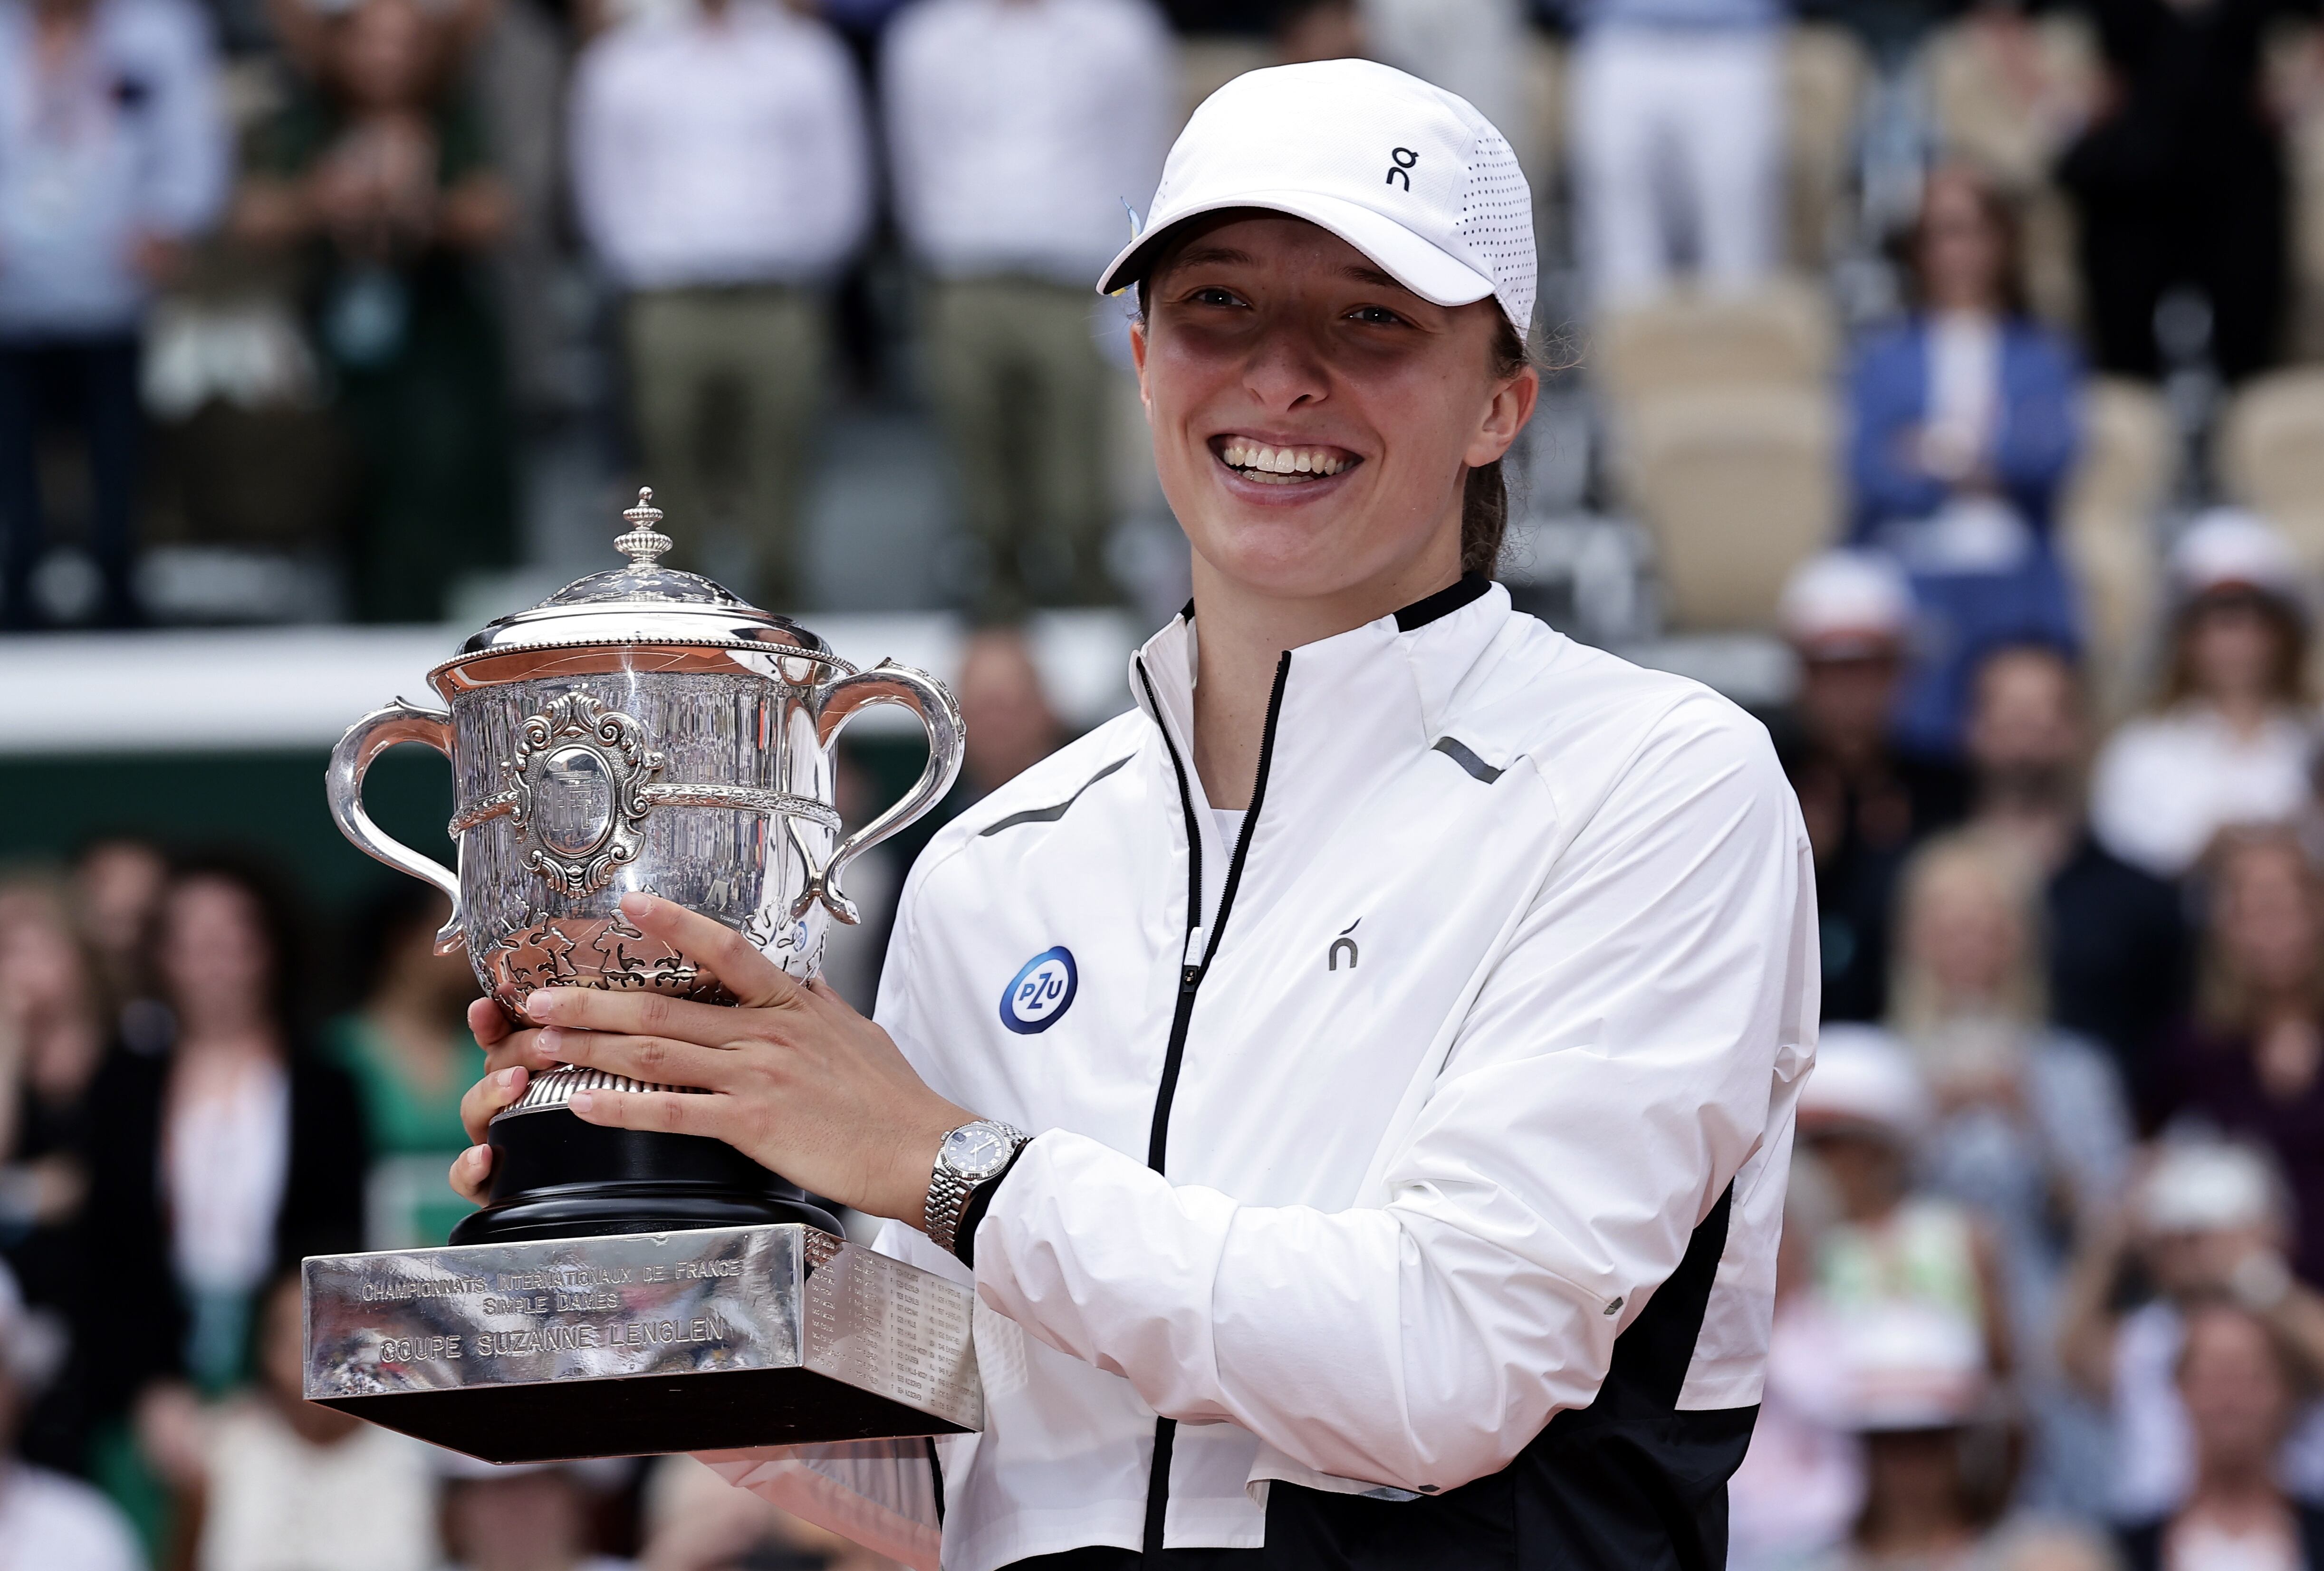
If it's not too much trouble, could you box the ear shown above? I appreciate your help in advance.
[1130,318,1152,418]
[1463,361,1538,470]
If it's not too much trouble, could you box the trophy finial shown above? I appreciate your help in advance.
[615,487,673,566]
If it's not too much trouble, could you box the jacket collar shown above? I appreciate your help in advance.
[1126,574,1519,833]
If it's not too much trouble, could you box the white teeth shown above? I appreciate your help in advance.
[1220,441,1352,480]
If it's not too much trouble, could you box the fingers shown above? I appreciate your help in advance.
[482,1025,560,1078]
[461,1064,530,1147]
[540,1026,743,1092]
[567,1084,728,1140]
[450,1142,493,1206]
[524,978,770,1046]
[618,892,805,1011]
[468,996,515,1046]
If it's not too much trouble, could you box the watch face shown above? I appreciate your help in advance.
[943,1123,1013,1181]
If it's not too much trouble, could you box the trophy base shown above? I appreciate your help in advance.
[453,1098,841,1246]
[305,1222,980,1463]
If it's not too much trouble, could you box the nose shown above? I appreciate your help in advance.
[1240,318,1331,413]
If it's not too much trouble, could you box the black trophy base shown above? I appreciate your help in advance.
[312,1365,972,1463]
[451,1104,841,1246]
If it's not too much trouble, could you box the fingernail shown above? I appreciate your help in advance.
[538,1027,565,1056]
[498,1065,526,1089]
[620,891,653,916]
[529,991,564,1019]
[570,1090,595,1114]
[464,1144,490,1170]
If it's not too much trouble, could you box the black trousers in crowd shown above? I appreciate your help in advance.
[0,335,143,629]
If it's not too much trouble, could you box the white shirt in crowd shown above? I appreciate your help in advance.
[2088,703,2315,879]
[166,1055,288,1297]
[0,1463,143,1571]
[0,0,228,336]
[197,1399,440,1571]
[883,0,1171,287]
[569,0,870,291]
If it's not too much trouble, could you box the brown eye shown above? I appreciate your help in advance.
[1347,305,1406,327]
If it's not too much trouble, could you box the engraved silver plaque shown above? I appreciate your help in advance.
[303,1224,982,1463]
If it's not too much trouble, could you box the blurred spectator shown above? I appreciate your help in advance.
[0,0,226,630]
[2091,513,2316,882]
[2057,1140,2324,1523]
[885,624,1069,877]
[0,874,106,1467]
[643,1452,895,1571]
[2056,0,2295,382]
[440,1454,630,1571]
[1275,0,1364,61]
[1890,831,2132,1508]
[1775,552,1969,1021]
[2117,1303,2324,1569]
[140,1270,440,1571]
[324,881,480,1249]
[570,0,869,609]
[883,0,1169,618]
[1891,834,2131,1332]
[1845,167,2082,758]
[1801,1025,2014,1379]
[1963,643,2189,1098]
[1565,0,1781,306]
[1731,1156,1865,1571]
[234,0,513,624]
[2147,828,2324,1286]
[1803,1301,2011,1571]
[71,834,164,1038]
[0,1259,138,1571]
[79,855,365,1448]
[1358,0,1525,142]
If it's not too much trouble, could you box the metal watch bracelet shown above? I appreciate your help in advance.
[925,1122,1028,1257]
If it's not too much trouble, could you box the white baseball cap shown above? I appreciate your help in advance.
[1778,549,1914,658]
[1797,1024,1930,1144]
[1097,59,1537,335]
[2171,508,2306,603]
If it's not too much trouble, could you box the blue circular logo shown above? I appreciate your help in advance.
[999,947,1077,1035]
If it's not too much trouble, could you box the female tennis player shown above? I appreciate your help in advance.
[452,58,1815,1571]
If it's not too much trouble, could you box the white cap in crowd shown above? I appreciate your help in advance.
[1098,59,1537,335]
[2170,509,2306,604]
[2134,1139,2284,1236]
[1777,550,1914,660]
[1837,1300,1990,1433]
[1796,1023,1930,1144]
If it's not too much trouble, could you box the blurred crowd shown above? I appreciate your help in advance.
[8,0,2324,1563]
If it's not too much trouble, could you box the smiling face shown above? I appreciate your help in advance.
[1130,212,1535,609]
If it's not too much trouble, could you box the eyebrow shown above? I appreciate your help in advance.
[1162,249,1414,297]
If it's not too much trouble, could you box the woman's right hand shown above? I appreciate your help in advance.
[449,996,565,1206]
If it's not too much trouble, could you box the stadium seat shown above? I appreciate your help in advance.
[1590,277,1837,408]
[2060,377,2174,720]
[2219,367,2324,570]
[1784,24,1870,270]
[1612,383,1837,631]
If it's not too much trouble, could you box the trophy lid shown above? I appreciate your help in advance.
[429,489,848,692]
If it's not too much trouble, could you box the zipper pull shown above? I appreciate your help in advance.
[1182,925,1206,969]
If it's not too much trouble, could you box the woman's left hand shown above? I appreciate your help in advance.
[522,892,974,1229]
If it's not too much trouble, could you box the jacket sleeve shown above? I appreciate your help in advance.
[969,698,1818,1494]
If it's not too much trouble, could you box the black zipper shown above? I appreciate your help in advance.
[1130,647,1294,1557]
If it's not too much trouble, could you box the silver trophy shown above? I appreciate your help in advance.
[305,490,979,1461]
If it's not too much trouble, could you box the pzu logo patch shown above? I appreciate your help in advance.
[999,947,1078,1035]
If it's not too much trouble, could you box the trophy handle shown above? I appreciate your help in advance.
[804,661,964,924]
[327,698,465,953]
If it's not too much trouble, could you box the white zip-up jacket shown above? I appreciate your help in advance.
[705,580,1818,1571]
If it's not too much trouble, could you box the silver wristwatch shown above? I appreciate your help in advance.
[923,1119,1028,1255]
